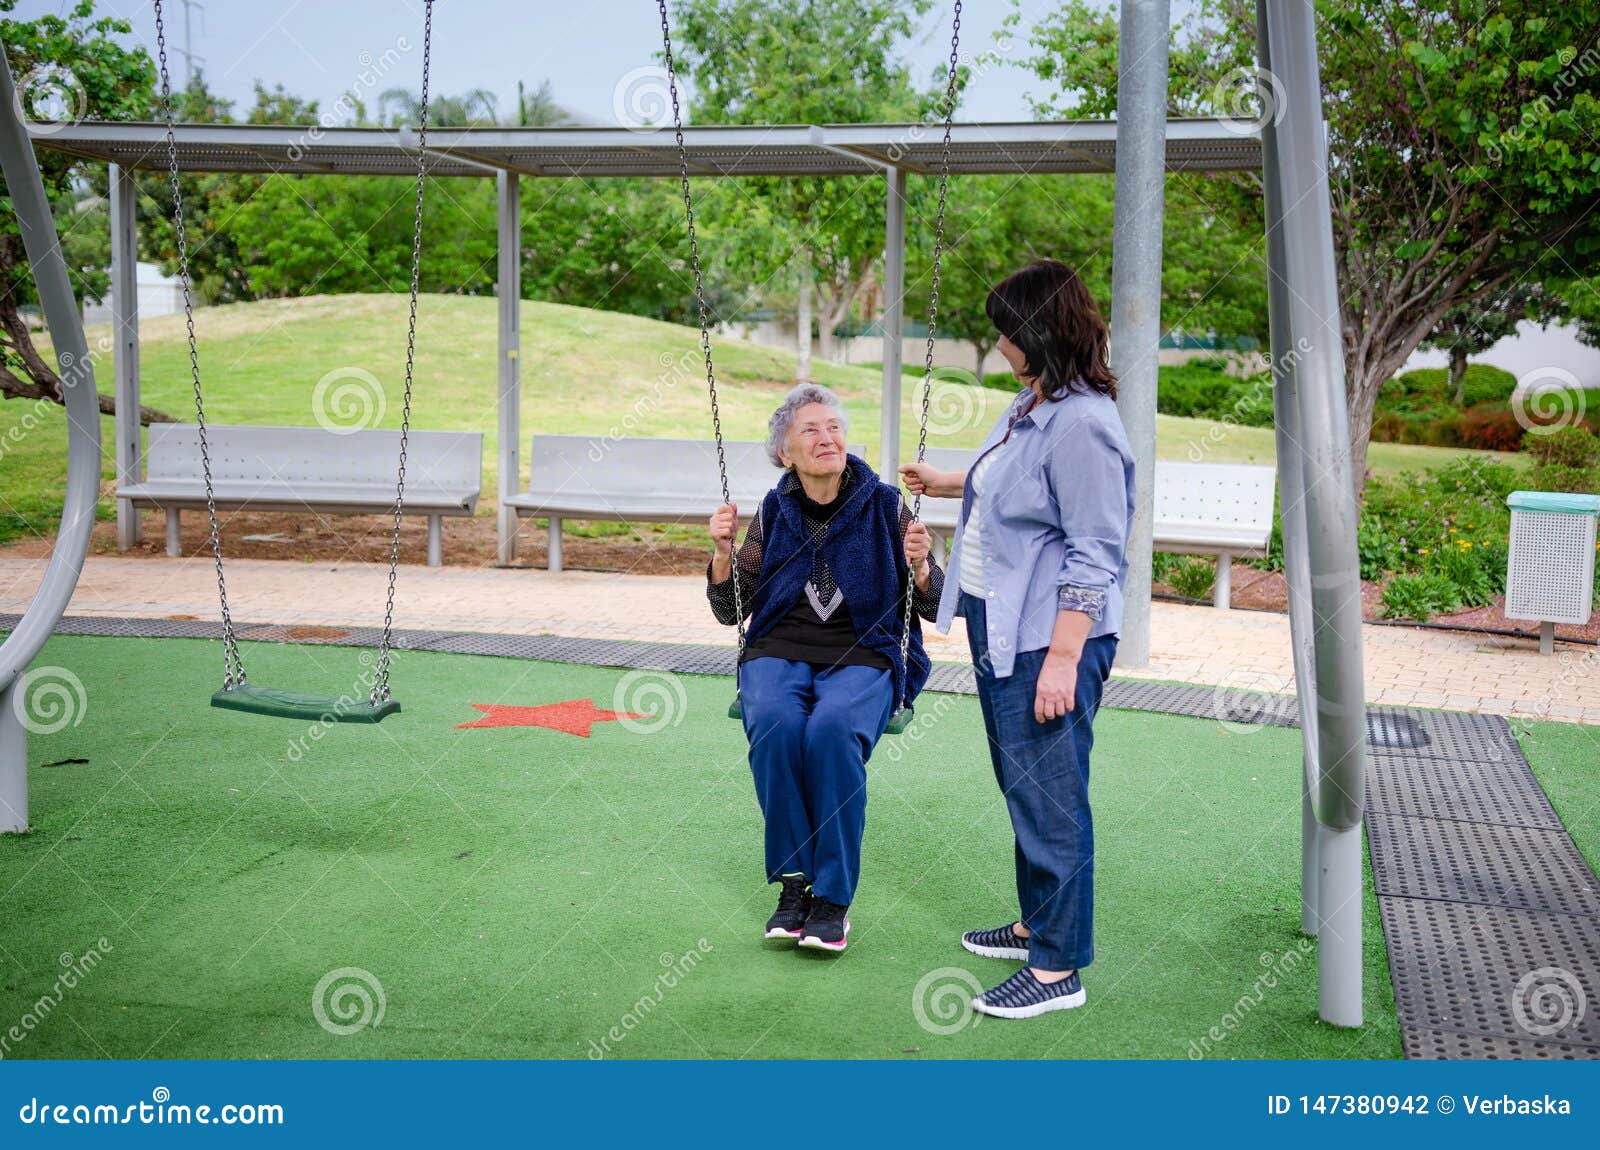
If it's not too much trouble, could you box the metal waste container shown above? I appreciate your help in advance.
[1504,490,1600,653]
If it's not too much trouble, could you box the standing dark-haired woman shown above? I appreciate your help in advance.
[901,259,1134,1020]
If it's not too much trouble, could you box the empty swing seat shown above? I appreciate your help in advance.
[211,683,401,723]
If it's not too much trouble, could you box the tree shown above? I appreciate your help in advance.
[1014,0,1600,494]
[1422,283,1545,403]
[669,0,936,364]
[0,0,163,421]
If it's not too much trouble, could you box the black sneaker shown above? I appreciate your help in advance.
[796,897,850,952]
[962,923,1030,961]
[764,875,812,940]
[972,968,1085,1019]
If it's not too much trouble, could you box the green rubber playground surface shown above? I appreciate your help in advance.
[0,634,1401,1060]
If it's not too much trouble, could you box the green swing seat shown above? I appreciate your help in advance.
[727,695,912,734]
[211,683,401,724]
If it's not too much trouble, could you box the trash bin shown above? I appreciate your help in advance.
[1504,490,1600,653]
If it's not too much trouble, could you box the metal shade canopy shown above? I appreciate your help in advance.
[31,118,1261,178]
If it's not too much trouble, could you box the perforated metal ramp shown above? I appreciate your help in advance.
[9,612,1598,1058]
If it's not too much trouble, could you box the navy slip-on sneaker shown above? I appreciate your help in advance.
[961,923,1030,961]
[972,968,1086,1019]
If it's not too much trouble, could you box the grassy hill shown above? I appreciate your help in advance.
[0,293,1525,544]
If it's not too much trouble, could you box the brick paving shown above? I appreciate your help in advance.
[2,553,1596,726]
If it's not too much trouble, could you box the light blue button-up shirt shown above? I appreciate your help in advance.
[935,385,1136,679]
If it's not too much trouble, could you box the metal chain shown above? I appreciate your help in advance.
[897,0,963,710]
[657,1,747,666]
[370,0,433,706]
[153,0,244,690]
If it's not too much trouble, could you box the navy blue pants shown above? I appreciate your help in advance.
[738,657,895,906]
[960,591,1117,971]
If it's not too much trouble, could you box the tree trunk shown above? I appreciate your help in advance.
[796,253,813,383]
[1449,345,1468,405]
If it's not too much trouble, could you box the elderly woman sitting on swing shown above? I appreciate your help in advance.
[708,383,944,953]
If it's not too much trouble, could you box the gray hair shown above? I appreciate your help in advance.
[766,383,849,468]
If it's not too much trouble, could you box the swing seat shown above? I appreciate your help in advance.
[211,684,401,724]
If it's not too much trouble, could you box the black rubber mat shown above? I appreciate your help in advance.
[1402,1026,1600,1061]
[1367,813,1600,917]
[1381,896,1600,1052]
[1365,752,1565,831]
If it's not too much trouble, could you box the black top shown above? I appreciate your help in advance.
[706,468,943,673]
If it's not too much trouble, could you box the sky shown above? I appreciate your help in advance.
[12,0,1067,126]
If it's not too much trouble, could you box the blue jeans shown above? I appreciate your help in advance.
[738,658,895,906]
[960,591,1117,971]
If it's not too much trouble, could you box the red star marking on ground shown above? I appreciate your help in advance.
[454,698,645,737]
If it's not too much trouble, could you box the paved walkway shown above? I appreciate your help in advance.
[3,554,1597,725]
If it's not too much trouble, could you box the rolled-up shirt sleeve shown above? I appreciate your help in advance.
[1045,413,1130,622]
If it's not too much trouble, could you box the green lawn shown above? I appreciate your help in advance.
[1520,720,1600,874]
[0,634,1400,1060]
[0,293,1523,543]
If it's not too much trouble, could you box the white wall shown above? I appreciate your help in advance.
[1401,321,1600,390]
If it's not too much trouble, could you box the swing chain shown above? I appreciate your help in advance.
[897,0,963,712]
[657,1,747,665]
[371,0,433,707]
[153,0,245,691]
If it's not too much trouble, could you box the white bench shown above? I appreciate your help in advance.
[505,435,864,572]
[914,448,1275,608]
[118,423,483,567]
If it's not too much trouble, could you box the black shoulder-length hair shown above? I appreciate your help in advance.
[984,259,1117,401]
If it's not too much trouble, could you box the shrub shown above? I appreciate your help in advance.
[1523,425,1600,494]
[1456,402,1527,451]
[1381,572,1462,621]
[1166,556,1217,601]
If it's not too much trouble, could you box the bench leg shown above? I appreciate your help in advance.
[427,515,443,567]
[165,508,181,557]
[547,516,563,573]
[1214,552,1232,609]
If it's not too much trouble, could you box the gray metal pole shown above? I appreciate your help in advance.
[496,169,521,566]
[111,163,142,550]
[1255,0,1322,939]
[879,167,907,478]
[1263,0,1367,1028]
[1108,0,1170,670]
[0,51,104,832]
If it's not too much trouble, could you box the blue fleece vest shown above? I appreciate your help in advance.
[746,455,931,709]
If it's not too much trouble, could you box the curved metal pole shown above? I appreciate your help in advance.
[1260,0,1367,1028]
[0,48,104,831]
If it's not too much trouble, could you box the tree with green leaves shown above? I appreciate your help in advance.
[669,0,936,366]
[0,0,160,419]
[1422,283,1546,404]
[1014,0,1600,492]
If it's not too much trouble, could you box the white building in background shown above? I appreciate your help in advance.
[81,261,185,325]
[1402,321,1600,390]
